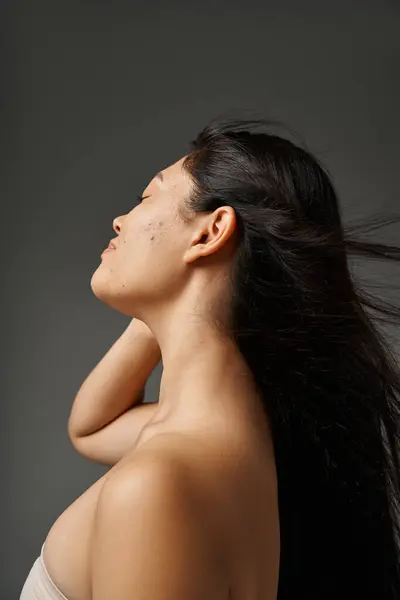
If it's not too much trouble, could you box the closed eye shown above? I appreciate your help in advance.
[135,194,150,205]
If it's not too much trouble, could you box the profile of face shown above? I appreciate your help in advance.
[90,156,189,317]
[91,155,237,321]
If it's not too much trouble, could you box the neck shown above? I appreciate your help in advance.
[147,321,267,439]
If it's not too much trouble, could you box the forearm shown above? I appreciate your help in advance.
[68,319,161,439]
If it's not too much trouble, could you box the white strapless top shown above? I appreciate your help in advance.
[19,541,69,600]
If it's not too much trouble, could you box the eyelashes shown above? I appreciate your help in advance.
[135,194,151,205]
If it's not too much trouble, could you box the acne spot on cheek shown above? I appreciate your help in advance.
[150,220,164,229]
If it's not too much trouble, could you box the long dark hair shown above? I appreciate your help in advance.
[181,112,400,599]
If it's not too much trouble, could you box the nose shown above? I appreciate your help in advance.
[113,215,123,234]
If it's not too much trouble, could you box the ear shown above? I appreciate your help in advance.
[183,206,237,264]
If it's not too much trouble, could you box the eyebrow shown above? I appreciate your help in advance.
[156,171,164,182]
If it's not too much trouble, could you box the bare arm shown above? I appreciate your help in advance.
[68,318,162,466]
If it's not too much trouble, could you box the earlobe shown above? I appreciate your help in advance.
[183,247,200,264]
[183,232,209,264]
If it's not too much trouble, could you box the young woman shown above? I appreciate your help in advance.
[20,114,400,600]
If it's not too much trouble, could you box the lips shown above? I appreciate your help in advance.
[101,239,117,256]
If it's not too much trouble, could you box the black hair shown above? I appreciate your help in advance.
[181,111,400,599]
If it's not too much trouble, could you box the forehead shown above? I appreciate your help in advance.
[146,156,190,195]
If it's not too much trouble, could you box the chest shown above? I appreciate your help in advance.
[42,469,109,600]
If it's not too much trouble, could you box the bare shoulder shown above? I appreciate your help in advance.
[91,432,230,600]
[97,429,228,526]
[99,431,198,502]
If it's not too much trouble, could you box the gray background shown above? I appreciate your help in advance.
[2,1,399,597]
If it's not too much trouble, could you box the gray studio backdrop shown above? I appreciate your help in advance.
[2,1,399,597]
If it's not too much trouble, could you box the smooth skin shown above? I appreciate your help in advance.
[91,439,231,600]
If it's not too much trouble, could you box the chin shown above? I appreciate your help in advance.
[89,271,137,317]
[90,268,118,307]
